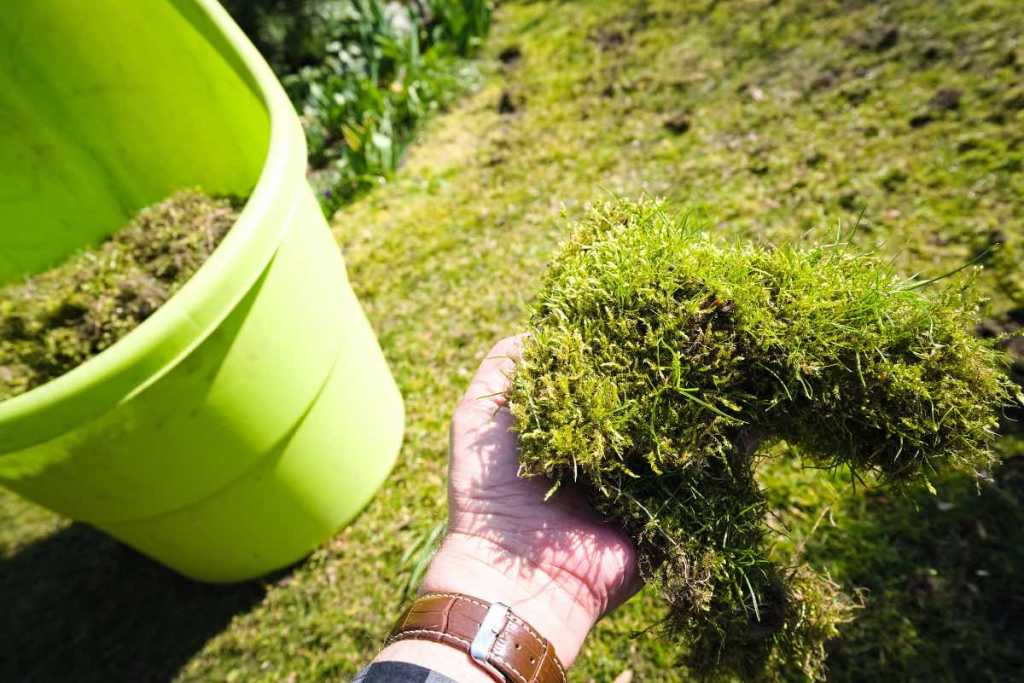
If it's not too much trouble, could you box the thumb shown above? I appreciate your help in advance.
[457,335,526,414]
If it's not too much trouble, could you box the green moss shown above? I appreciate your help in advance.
[509,198,1014,681]
[0,190,239,402]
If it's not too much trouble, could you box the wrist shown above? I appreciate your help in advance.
[419,531,600,666]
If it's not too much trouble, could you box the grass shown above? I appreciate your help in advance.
[1,0,1023,680]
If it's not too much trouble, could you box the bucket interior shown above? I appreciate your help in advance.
[0,0,270,286]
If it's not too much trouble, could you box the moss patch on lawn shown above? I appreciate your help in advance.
[510,198,1011,680]
[0,191,239,401]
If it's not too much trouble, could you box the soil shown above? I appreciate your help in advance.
[498,45,522,65]
[497,90,519,114]
[663,113,691,134]
[0,190,240,402]
[850,24,900,52]
[930,87,962,111]
[591,28,626,51]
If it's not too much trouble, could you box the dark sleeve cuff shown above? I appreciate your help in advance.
[352,661,459,683]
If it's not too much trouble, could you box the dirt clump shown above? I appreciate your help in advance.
[930,88,962,111]
[498,45,522,65]
[851,25,900,52]
[663,113,691,135]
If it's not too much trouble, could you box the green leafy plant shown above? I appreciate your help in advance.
[508,198,1015,681]
[223,0,491,215]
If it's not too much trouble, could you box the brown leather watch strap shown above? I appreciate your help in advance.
[386,592,566,683]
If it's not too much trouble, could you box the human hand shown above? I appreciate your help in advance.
[420,335,641,666]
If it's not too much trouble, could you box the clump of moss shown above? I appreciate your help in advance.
[0,190,240,402]
[508,199,1014,681]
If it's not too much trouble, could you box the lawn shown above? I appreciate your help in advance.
[2,0,1022,681]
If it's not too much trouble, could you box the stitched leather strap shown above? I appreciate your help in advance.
[386,592,566,683]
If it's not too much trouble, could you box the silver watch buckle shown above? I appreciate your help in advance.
[470,601,510,665]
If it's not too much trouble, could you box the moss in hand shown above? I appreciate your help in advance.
[508,199,1014,681]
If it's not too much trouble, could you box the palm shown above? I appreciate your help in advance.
[446,336,639,617]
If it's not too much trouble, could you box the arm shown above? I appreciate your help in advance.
[367,336,640,681]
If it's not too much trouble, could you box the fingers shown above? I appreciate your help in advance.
[450,336,527,486]
[459,335,526,410]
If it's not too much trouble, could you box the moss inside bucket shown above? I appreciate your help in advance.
[508,199,1016,681]
[0,190,241,402]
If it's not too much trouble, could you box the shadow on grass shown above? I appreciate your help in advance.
[0,523,268,683]
[816,455,1024,682]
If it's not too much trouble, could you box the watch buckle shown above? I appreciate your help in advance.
[470,601,510,664]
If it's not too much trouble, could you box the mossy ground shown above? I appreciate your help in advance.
[0,190,238,401]
[1,1,1022,681]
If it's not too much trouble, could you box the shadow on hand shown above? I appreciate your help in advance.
[0,523,268,683]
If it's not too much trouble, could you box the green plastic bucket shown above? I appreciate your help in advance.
[0,0,404,582]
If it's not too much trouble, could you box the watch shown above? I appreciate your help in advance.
[386,592,567,683]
